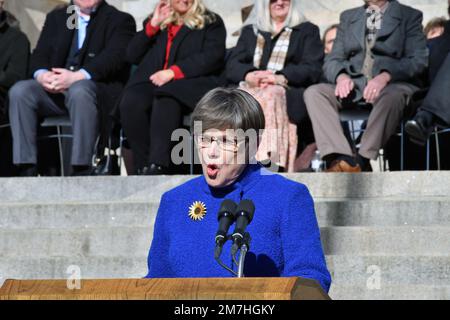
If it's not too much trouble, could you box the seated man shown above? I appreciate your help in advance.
[406,2,450,144]
[9,0,135,176]
[304,0,428,172]
[0,0,30,176]
[323,24,339,55]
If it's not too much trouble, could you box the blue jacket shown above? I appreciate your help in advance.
[146,164,331,292]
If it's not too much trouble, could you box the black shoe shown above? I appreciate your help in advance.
[356,154,372,172]
[405,112,434,146]
[93,155,120,176]
[136,166,148,175]
[142,163,168,176]
[71,166,94,176]
[18,164,38,177]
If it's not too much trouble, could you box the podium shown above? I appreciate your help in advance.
[0,277,330,300]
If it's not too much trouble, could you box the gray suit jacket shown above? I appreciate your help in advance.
[323,0,428,102]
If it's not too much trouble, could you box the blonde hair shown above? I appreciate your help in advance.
[160,0,216,30]
[244,0,306,34]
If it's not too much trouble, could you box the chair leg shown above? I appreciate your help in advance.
[434,127,440,171]
[378,150,383,172]
[92,135,101,168]
[348,121,357,153]
[426,136,430,171]
[400,121,405,171]
[119,129,123,174]
[57,126,65,177]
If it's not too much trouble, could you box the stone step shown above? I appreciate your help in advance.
[329,285,450,300]
[1,255,448,292]
[1,198,449,230]
[0,227,153,259]
[326,255,450,286]
[0,227,449,258]
[1,172,450,203]
[321,227,450,256]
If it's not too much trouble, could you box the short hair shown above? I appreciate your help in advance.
[322,24,339,45]
[424,17,447,36]
[192,88,265,134]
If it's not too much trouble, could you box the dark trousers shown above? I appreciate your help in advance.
[0,90,16,176]
[119,82,187,171]
[421,52,450,125]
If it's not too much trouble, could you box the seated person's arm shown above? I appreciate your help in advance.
[126,17,161,66]
[376,10,428,83]
[226,26,258,84]
[175,15,227,79]
[323,13,351,85]
[277,24,324,88]
[83,12,136,81]
[0,33,29,89]
[29,10,58,77]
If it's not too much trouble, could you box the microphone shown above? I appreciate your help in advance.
[231,200,255,254]
[214,199,237,259]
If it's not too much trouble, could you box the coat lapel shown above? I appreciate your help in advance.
[56,11,75,67]
[350,7,366,50]
[376,0,402,39]
[167,25,192,67]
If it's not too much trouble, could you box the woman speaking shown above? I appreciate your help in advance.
[145,88,331,293]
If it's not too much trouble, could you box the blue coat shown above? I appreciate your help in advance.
[146,163,331,292]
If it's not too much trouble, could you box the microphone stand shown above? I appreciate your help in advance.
[237,232,251,278]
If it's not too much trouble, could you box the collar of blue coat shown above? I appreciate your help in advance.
[200,162,266,198]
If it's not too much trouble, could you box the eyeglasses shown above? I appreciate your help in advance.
[270,0,290,4]
[194,134,244,152]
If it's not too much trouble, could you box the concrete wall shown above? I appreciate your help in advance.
[5,0,448,48]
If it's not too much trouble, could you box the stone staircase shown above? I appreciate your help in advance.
[0,172,449,300]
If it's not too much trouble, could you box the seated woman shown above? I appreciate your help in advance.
[119,0,226,175]
[0,3,29,176]
[226,0,324,172]
[145,88,331,293]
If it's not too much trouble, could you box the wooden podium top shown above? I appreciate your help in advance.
[0,277,330,300]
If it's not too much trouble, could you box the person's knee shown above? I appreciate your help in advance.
[153,96,178,110]
[304,84,329,100]
[375,87,407,110]
[263,85,285,97]
[304,84,331,108]
[66,80,97,104]
[119,87,149,117]
[8,80,40,104]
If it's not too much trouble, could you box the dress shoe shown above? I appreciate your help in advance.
[93,155,120,176]
[356,154,372,172]
[137,163,168,176]
[326,160,361,173]
[405,113,434,146]
[18,164,38,177]
[71,166,94,176]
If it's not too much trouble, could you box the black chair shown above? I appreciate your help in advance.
[339,106,406,171]
[425,125,450,170]
[39,115,101,176]
[39,115,73,176]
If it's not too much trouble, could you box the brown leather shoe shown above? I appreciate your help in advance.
[326,160,362,173]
